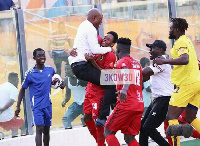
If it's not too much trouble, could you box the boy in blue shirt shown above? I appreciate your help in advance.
[15,48,65,146]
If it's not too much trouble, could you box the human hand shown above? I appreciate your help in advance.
[153,56,165,65]
[70,48,77,57]
[117,89,127,103]
[60,80,66,89]
[85,53,94,62]
[61,101,66,107]
[15,107,21,117]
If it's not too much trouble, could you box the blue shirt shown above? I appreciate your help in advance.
[142,80,151,107]
[0,0,14,11]
[22,66,55,110]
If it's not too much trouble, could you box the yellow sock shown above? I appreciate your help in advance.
[168,119,180,146]
[172,136,180,146]
[191,118,200,132]
[168,119,179,125]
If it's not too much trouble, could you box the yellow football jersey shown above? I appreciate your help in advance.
[170,35,200,85]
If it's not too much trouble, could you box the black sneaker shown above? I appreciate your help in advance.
[65,127,72,130]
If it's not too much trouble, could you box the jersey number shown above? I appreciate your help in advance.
[134,70,140,86]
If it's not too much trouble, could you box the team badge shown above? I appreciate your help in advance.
[180,48,185,53]
[99,55,104,61]
[122,63,126,67]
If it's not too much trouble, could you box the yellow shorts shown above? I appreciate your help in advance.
[169,81,200,108]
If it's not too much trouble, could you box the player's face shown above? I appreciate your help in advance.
[149,46,160,60]
[101,34,114,47]
[169,22,176,39]
[93,14,103,29]
[34,50,46,65]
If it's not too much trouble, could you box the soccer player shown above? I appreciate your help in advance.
[154,17,200,145]
[104,38,144,146]
[83,31,118,146]
[15,48,65,146]
[68,8,117,126]
[139,40,174,146]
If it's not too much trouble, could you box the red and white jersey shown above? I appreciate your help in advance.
[116,56,144,111]
[85,52,116,96]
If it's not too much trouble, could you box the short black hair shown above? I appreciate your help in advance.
[117,37,132,54]
[117,37,131,46]
[140,57,150,68]
[170,17,188,32]
[33,48,44,57]
[107,31,118,43]
[8,72,18,82]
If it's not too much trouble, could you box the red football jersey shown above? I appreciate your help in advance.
[85,52,116,96]
[115,56,144,111]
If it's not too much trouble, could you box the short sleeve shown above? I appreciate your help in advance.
[10,87,18,101]
[22,71,30,89]
[149,64,164,75]
[176,40,189,56]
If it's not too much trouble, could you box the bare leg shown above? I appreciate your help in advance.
[43,126,50,146]
[36,125,44,146]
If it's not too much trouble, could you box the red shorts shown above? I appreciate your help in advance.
[83,92,104,119]
[0,116,24,131]
[178,110,187,124]
[105,107,143,135]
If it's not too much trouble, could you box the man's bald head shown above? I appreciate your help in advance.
[87,8,103,29]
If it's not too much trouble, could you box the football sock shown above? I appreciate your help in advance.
[191,118,200,133]
[192,129,200,138]
[168,119,179,126]
[96,126,105,146]
[164,121,173,146]
[128,139,139,146]
[168,119,180,146]
[106,135,120,146]
[85,120,97,142]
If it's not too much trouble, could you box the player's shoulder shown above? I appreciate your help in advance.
[25,67,35,75]
[45,65,53,68]
[175,35,188,45]
[45,66,55,71]
[105,52,116,59]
